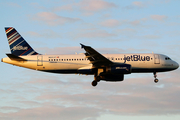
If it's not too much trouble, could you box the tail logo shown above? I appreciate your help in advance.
[12,46,28,51]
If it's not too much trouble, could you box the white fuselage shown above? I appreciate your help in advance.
[2,53,179,74]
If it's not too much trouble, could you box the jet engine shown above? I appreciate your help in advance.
[106,64,132,74]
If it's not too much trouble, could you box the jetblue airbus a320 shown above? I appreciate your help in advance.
[2,27,179,86]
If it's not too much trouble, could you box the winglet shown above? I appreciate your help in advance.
[80,43,85,49]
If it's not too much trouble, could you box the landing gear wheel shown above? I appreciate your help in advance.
[92,80,98,87]
[154,78,159,83]
[153,72,159,83]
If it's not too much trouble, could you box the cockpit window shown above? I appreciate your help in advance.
[165,57,171,60]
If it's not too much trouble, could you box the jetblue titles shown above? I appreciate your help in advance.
[12,46,28,51]
[124,55,151,63]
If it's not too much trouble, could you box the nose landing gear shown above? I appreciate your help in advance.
[153,72,159,83]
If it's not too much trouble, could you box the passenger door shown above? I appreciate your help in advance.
[37,56,43,66]
[154,54,160,64]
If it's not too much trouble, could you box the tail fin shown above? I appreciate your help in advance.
[5,27,39,56]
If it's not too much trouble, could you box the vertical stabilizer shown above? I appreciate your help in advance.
[5,27,39,56]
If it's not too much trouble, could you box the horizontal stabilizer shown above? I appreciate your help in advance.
[6,54,27,61]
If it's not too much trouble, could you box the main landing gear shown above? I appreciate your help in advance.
[92,80,98,86]
[92,76,101,87]
[92,72,160,86]
[153,72,159,83]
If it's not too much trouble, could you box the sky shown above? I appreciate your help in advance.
[0,0,180,120]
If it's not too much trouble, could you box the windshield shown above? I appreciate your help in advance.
[165,57,171,60]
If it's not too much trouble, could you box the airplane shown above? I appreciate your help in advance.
[1,27,179,86]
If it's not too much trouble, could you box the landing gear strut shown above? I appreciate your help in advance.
[91,76,101,87]
[153,72,159,83]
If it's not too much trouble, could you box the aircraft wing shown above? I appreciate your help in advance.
[80,44,113,67]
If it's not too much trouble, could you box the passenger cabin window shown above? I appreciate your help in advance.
[48,58,89,62]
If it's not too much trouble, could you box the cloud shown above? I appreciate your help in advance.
[72,28,117,39]
[31,12,81,26]
[132,1,146,8]
[161,0,172,4]
[26,30,62,39]
[78,30,116,38]
[18,101,41,107]
[79,0,117,12]
[53,4,73,12]
[0,106,21,113]
[1,68,180,120]
[36,46,83,54]
[30,69,180,116]
[103,15,166,28]
[115,28,137,34]
[7,2,21,8]
[26,79,65,85]
[78,0,117,15]
[150,15,168,21]
[111,19,144,27]
[129,20,141,26]
[125,1,149,9]
[37,45,151,55]
[0,106,101,120]
[100,19,119,27]
[31,0,117,16]
[142,35,161,39]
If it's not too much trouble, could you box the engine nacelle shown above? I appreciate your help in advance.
[100,74,124,82]
[106,64,131,74]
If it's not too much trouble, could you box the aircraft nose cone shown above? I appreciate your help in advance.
[174,61,179,69]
